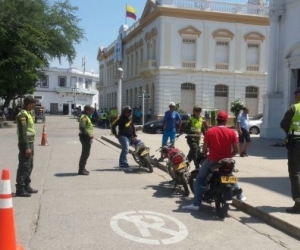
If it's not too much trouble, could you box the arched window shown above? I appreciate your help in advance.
[181,83,195,90]
[214,84,228,97]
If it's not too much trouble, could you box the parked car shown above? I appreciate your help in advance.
[248,113,263,134]
[143,114,190,134]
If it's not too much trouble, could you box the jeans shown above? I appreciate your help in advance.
[162,130,176,145]
[118,136,130,167]
[193,159,244,206]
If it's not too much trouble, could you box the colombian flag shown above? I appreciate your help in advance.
[126,5,136,20]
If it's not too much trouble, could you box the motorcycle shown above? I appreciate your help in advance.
[188,158,241,218]
[157,136,191,196]
[131,139,153,173]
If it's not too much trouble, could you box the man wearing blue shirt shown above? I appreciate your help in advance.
[237,107,251,157]
[158,102,182,161]
[162,102,182,146]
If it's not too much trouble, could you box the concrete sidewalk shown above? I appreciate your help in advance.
[100,132,300,240]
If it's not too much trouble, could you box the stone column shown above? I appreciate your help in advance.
[260,1,285,139]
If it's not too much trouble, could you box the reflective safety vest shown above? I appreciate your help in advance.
[190,116,203,133]
[101,112,107,120]
[79,114,94,136]
[17,110,36,142]
[289,103,300,136]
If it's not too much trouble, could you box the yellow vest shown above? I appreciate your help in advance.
[289,102,300,135]
[17,110,36,142]
[79,114,94,136]
[190,116,203,133]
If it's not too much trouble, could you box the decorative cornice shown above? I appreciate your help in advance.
[145,28,158,41]
[212,29,234,40]
[244,31,265,42]
[179,25,201,37]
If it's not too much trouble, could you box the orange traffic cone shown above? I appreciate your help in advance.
[0,168,24,250]
[40,124,48,146]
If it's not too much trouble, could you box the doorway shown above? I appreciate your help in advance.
[63,104,69,115]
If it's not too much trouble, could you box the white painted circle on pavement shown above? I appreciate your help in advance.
[110,210,188,245]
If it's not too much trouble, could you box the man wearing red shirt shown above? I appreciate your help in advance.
[184,111,246,211]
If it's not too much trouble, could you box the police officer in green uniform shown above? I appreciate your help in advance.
[280,87,300,214]
[78,105,94,175]
[15,96,38,197]
[101,109,108,128]
[185,106,207,168]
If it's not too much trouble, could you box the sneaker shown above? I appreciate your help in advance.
[240,152,245,157]
[183,203,200,211]
[237,195,247,203]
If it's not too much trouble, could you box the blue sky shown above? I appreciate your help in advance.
[50,0,263,73]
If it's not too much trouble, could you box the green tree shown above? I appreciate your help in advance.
[0,0,84,106]
[230,98,244,125]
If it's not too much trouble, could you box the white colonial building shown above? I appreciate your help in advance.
[34,67,99,115]
[97,0,269,118]
[261,0,300,139]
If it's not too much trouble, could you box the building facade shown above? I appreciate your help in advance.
[261,0,300,139]
[34,68,99,115]
[97,0,269,118]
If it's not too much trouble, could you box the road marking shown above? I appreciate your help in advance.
[110,210,188,245]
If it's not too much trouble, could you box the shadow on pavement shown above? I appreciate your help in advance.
[173,201,223,221]
[239,176,290,197]
[247,137,287,160]
[145,181,190,198]
[54,173,78,177]
[93,168,124,172]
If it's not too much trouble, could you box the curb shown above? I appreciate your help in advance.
[99,135,300,240]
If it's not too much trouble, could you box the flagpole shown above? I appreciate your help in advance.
[125,3,127,25]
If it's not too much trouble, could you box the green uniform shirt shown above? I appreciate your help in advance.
[17,110,36,148]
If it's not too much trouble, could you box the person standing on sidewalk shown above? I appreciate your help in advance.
[236,107,251,157]
[15,96,38,197]
[111,106,137,169]
[183,111,246,211]
[159,102,182,161]
[280,87,300,214]
[78,105,94,176]
[185,105,207,167]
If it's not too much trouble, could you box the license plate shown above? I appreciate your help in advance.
[140,149,149,156]
[221,176,237,184]
[174,162,187,171]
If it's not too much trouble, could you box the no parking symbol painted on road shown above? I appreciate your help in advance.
[110,211,188,245]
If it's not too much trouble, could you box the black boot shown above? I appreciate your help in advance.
[78,167,89,175]
[286,201,300,214]
[25,185,38,194]
[16,186,31,197]
[84,168,90,174]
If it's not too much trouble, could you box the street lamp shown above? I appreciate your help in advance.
[73,86,77,116]
[142,90,145,126]
[117,68,124,116]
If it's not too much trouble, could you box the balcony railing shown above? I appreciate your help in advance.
[215,63,229,70]
[182,61,196,68]
[139,60,157,75]
[157,0,269,16]
[55,86,98,95]
[246,64,259,72]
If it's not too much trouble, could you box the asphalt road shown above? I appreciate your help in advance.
[0,116,299,250]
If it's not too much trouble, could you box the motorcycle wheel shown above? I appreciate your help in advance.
[215,196,229,218]
[188,169,199,194]
[142,155,153,173]
[181,173,190,197]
